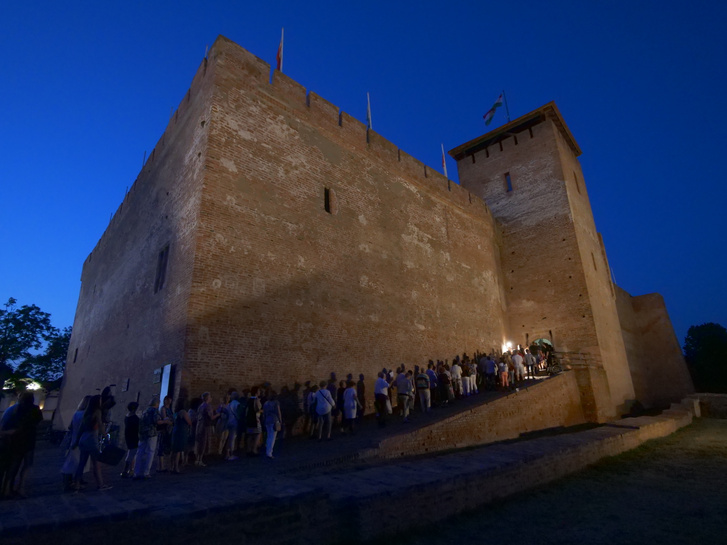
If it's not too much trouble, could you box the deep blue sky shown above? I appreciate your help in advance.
[1,1,725,346]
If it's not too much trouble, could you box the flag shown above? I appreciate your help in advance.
[441,143,448,179]
[483,93,504,126]
[276,28,284,72]
[366,92,373,130]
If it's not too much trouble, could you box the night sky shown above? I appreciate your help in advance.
[2,1,725,347]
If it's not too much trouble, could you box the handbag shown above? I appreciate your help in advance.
[98,444,126,466]
[60,430,72,451]
[274,421,282,432]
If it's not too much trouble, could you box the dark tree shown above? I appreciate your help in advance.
[0,298,69,385]
[15,326,72,382]
[684,323,727,393]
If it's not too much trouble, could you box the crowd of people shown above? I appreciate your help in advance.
[0,346,554,497]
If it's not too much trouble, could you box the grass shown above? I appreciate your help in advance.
[384,418,727,545]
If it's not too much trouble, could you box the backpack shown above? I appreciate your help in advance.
[309,393,317,415]
[246,398,259,427]
[139,408,157,438]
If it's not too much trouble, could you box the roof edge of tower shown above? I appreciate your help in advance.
[449,101,582,160]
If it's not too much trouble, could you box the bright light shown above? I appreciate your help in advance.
[26,381,42,391]
[501,341,513,353]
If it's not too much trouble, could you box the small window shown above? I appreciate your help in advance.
[154,245,170,293]
[73,347,78,363]
[591,252,598,271]
[505,172,513,192]
[573,170,581,194]
[324,187,338,214]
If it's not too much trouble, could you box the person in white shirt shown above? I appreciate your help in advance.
[342,381,362,433]
[512,351,525,383]
[395,369,414,422]
[450,358,463,398]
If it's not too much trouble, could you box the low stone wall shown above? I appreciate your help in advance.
[690,393,727,418]
[342,407,695,542]
[0,394,698,545]
[375,371,587,458]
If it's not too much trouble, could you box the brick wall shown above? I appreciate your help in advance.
[553,126,635,414]
[616,286,694,407]
[691,393,727,417]
[179,37,508,398]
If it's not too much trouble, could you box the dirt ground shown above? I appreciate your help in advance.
[380,418,727,545]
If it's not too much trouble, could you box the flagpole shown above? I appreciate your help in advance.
[441,143,448,179]
[367,92,373,131]
[278,28,284,72]
[502,89,511,123]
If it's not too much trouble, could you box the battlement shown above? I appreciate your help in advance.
[85,35,493,269]
[449,101,581,161]
[209,35,489,218]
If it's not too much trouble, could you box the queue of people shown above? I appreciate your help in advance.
[1,346,553,497]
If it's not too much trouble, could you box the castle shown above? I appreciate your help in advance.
[56,36,693,430]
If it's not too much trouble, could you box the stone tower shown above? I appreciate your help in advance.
[451,103,636,419]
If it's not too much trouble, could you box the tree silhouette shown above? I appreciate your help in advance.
[0,298,69,386]
[684,323,727,392]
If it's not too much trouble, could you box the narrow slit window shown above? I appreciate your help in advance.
[73,347,78,363]
[505,172,513,192]
[154,245,170,293]
[591,252,598,271]
[324,188,331,213]
[573,170,581,194]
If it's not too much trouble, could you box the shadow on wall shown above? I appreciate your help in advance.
[179,268,501,399]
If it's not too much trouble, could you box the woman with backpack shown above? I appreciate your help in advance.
[315,380,336,441]
[194,392,219,467]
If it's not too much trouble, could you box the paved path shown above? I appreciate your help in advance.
[0,379,547,534]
